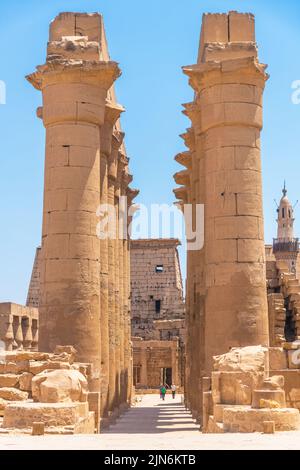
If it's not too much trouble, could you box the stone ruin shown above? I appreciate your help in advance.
[0,346,95,434]
[1,9,300,437]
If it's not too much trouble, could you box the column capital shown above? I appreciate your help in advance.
[182,57,268,94]
[27,60,121,91]
[101,102,125,157]
[111,131,125,151]
[173,186,188,204]
[174,151,192,170]
[105,100,125,126]
[182,102,201,134]
[174,169,190,187]
[127,187,139,206]
[108,132,125,180]
[180,128,195,152]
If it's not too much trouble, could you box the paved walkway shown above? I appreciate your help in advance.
[1,394,300,449]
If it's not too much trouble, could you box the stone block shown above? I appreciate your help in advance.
[252,389,286,408]
[0,388,28,401]
[0,374,19,388]
[237,239,265,263]
[19,372,34,392]
[223,406,299,432]
[213,345,267,372]
[263,421,275,434]
[74,13,102,43]
[201,13,228,46]
[49,12,76,41]
[32,369,88,403]
[269,348,288,370]
[229,11,255,42]
[32,422,45,436]
[3,401,89,429]
[237,193,263,216]
[0,397,7,416]
[215,215,260,240]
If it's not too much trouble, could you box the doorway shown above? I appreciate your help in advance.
[161,367,172,387]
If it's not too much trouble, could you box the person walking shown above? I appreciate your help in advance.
[161,385,167,401]
[159,384,164,399]
[171,384,176,399]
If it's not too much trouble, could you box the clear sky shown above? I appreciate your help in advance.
[0,0,300,304]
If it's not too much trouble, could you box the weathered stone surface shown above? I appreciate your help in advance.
[32,369,88,403]
[54,345,77,363]
[0,374,19,388]
[29,360,71,375]
[0,397,7,415]
[252,390,286,408]
[32,421,45,436]
[3,401,89,428]
[269,348,288,370]
[213,346,267,373]
[1,351,48,363]
[263,420,275,434]
[223,407,300,432]
[0,388,28,401]
[19,372,34,392]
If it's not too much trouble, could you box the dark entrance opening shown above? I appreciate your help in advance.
[161,367,172,387]
[284,298,296,342]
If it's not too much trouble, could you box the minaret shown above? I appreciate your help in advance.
[273,183,299,274]
[277,182,295,239]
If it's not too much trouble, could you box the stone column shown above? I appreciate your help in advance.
[126,187,139,401]
[174,11,270,420]
[27,57,120,393]
[107,131,124,413]
[140,345,148,387]
[117,154,127,408]
[184,47,269,372]
[121,170,132,406]
[100,102,124,419]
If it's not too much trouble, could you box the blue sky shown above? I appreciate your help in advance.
[0,0,300,304]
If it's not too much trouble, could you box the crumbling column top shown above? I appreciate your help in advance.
[26,60,121,91]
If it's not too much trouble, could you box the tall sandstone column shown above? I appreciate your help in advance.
[174,11,270,418]
[107,131,124,414]
[27,13,121,393]
[100,103,124,418]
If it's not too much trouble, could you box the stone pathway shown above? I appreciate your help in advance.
[1,394,300,449]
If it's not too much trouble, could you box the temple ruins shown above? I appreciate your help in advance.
[1,9,300,439]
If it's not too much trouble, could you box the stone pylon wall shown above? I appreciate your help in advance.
[130,239,185,339]
[26,12,138,428]
[174,11,270,422]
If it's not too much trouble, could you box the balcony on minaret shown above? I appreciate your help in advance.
[273,238,299,253]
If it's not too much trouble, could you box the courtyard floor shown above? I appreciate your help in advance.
[0,394,300,450]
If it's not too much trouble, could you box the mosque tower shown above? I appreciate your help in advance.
[273,183,299,274]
